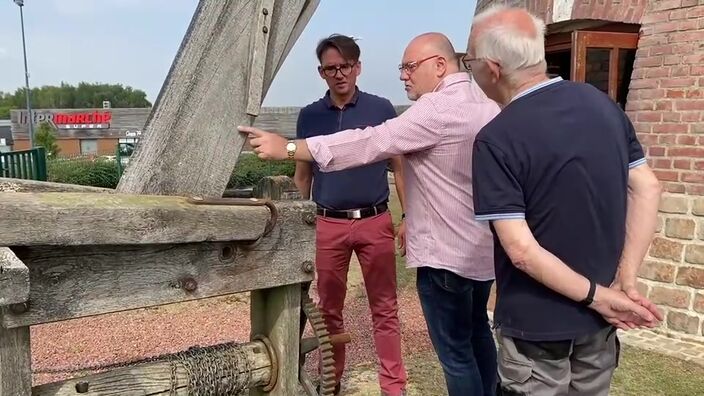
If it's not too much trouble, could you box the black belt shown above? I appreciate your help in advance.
[316,203,388,219]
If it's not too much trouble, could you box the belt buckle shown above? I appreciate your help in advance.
[348,209,362,219]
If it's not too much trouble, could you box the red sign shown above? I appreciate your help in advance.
[18,110,112,130]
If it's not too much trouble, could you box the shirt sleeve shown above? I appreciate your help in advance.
[472,139,526,221]
[625,117,646,169]
[306,96,443,172]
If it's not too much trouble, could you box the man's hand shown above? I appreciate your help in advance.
[610,276,663,328]
[590,285,663,330]
[396,220,406,257]
[238,126,288,160]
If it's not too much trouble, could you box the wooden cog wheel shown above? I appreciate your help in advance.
[300,293,337,396]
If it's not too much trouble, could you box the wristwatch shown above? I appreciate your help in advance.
[286,140,297,159]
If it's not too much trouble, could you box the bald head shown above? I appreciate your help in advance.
[400,32,461,101]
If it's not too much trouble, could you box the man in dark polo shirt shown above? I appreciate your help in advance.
[464,6,663,396]
[294,34,407,396]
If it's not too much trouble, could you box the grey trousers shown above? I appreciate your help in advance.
[496,326,620,396]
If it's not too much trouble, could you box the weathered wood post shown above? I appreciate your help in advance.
[0,248,31,395]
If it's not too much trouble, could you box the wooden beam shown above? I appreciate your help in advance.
[0,326,31,395]
[250,285,301,396]
[116,0,319,197]
[1,201,315,328]
[0,247,29,306]
[0,178,112,193]
[32,340,271,396]
[0,193,272,246]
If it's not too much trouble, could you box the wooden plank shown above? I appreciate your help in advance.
[246,0,276,116]
[0,326,32,395]
[0,247,29,306]
[0,193,270,246]
[608,47,619,101]
[0,177,112,193]
[32,340,271,396]
[1,201,315,328]
[116,0,317,197]
[250,284,301,396]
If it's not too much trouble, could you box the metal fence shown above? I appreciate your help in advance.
[0,147,48,181]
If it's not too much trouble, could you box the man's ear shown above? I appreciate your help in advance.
[487,60,501,82]
[435,57,448,77]
[355,60,362,76]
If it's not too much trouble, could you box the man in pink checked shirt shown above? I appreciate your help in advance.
[240,32,502,396]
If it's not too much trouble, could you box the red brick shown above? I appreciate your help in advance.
[672,66,691,77]
[654,123,688,134]
[670,8,689,20]
[650,146,667,156]
[667,311,700,335]
[656,101,674,111]
[693,123,704,133]
[650,236,685,261]
[669,147,704,157]
[687,89,704,99]
[637,111,663,122]
[653,158,673,169]
[652,0,683,11]
[649,45,674,56]
[695,161,704,171]
[655,22,679,34]
[692,66,704,76]
[676,267,704,288]
[629,100,655,111]
[666,218,697,239]
[680,0,698,6]
[666,90,686,99]
[694,293,704,314]
[675,100,704,111]
[640,134,659,145]
[669,31,704,43]
[664,182,687,193]
[651,285,690,308]
[636,56,664,68]
[684,54,704,64]
[687,184,704,195]
[674,159,692,169]
[662,78,697,88]
[700,78,704,87]
[655,170,680,181]
[683,112,702,122]
[643,10,670,24]
[682,172,704,183]
[687,6,704,18]
[663,55,682,66]
[677,135,697,145]
[664,112,682,122]
[660,195,689,213]
[694,198,704,216]
[686,244,704,264]
[658,135,677,144]
[677,19,698,31]
[671,43,694,55]
[639,261,677,282]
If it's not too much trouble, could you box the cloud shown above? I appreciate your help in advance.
[0,48,7,58]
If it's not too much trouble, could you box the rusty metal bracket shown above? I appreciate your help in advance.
[186,196,278,237]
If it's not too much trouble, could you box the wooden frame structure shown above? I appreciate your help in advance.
[0,0,325,394]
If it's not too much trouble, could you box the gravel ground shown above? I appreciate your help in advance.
[30,266,433,391]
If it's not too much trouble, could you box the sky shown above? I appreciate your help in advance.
[0,0,477,107]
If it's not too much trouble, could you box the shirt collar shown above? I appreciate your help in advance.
[510,76,563,103]
[432,72,471,92]
[323,86,360,109]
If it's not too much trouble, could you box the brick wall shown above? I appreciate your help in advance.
[625,2,704,341]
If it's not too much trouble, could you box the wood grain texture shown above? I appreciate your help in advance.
[0,178,112,193]
[32,341,271,396]
[0,193,270,246]
[1,200,315,328]
[116,0,316,197]
[0,247,29,306]
[0,326,31,395]
[250,285,301,396]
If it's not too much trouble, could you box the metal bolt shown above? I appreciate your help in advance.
[181,277,198,292]
[191,196,203,201]
[9,302,28,314]
[262,8,269,15]
[75,382,89,393]
[262,26,269,34]
[301,261,314,274]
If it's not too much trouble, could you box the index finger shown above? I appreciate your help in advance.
[237,125,262,135]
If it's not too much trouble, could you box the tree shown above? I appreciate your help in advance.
[34,121,60,158]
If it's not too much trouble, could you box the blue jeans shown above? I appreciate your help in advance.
[417,267,497,396]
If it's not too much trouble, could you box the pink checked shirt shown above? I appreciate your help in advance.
[306,73,500,280]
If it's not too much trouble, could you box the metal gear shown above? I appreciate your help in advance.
[299,292,337,396]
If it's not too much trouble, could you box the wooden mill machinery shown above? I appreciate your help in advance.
[0,1,348,395]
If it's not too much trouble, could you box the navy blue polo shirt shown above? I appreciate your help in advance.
[297,89,396,210]
[472,78,646,341]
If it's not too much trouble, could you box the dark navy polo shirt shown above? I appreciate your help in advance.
[472,79,646,341]
[296,89,397,210]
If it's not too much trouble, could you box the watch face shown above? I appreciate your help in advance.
[286,142,296,151]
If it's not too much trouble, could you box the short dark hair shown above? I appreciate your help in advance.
[315,34,360,63]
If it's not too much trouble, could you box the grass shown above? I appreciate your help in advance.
[383,179,704,395]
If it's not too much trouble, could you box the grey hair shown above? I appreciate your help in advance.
[472,5,547,79]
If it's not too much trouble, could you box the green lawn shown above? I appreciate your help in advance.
[384,185,704,396]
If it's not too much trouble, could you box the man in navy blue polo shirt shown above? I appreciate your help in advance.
[464,6,663,396]
[294,34,407,396]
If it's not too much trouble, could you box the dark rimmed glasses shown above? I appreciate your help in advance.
[319,62,357,77]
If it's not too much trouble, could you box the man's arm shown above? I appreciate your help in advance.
[293,161,313,199]
[390,156,406,213]
[613,164,662,289]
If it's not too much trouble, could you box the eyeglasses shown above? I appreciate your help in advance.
[398,55,441,74]
[319,62,357,77]
[461,55,480,71]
